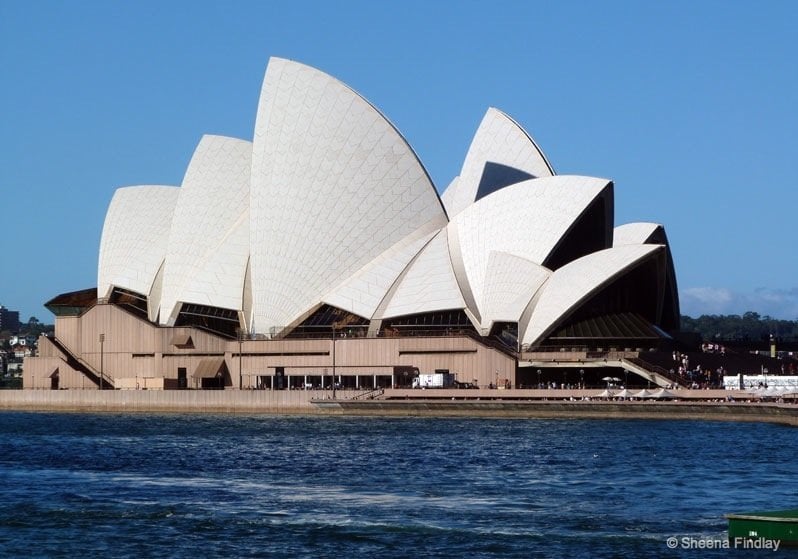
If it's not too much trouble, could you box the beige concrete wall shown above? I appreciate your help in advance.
[116,377,166,390]
[23,356,87,390]
[28,304,517,390]
[0,388,354,412]
[55,315,81,354]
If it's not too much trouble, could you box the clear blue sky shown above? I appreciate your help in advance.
[1,0,796,323]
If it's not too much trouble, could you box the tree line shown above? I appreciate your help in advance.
[680,312,798,341]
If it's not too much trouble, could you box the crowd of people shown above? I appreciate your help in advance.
[671,350,726,389]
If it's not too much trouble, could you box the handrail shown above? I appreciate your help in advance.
[459,329,518,357]
[49,336,114,389]
[625,356,684,387]
[350,388,384,400]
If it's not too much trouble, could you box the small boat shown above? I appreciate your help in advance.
[726,509,798,545]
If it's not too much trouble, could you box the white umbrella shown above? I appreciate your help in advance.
[595,389,614,398]
[614,388,632,399]
[748,387,782,398]
[632,389,654,398]
[754,386,786,399]
[652,388,677,399]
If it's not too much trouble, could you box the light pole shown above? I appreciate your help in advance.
[332,325,337,399]
[99,333,104,390]
[580,369,584,389]
[237,328,243,390]
[537,369,541,389]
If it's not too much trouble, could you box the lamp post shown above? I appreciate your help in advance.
[99,333,104,390]
[580,369,584,389]
[332,325,337,399]
[237,328,243,390]
[537,369,542,389]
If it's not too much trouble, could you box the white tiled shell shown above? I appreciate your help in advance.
[613,222,661,246]
[249,57,447,333]
[158,135,252,324]
[379,230,466,319]
[323,224,439,319]
[97,185,179,300]
[450,175,611,321]
[443,108,554,217]
[480,251,550,332]
[439,176,459,217]
[168,212,250,321]
[520,244,663,347]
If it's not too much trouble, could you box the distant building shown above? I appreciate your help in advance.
[0,306,20,333]
[12,344,31,359]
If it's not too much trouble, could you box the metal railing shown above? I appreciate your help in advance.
[48,336,114,389]
[625,356,684,387]
[350,388,385,400]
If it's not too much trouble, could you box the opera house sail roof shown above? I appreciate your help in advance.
[91,56,679,349]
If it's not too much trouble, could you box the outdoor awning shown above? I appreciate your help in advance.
[193,357,226,379]
[171,334,193,347]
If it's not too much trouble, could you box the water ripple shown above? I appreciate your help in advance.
[0,412,796,558]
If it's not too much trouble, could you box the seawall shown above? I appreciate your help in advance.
[0,389,328,414]
[1,389,797,426]
[316,399,798,426]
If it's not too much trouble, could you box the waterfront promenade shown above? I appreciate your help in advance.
[1,388,797,426]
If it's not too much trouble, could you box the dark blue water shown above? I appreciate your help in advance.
[0,413,795,558]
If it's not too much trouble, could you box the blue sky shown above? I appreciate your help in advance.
[1,0,796,323]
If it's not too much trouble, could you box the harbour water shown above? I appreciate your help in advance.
[0,412,795,558]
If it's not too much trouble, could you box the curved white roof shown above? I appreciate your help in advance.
[480,251,550,332]
[322,224,439,319]
[443,108,554,217]
[380,230,466,319]
[249,57,447,334]
[98,185,179,300]
[93,56,679,346]
[450,175,611,319]
[613,222,662,247]
[520,244,663,347]
[439,176,459,216]
[159,135,252,324]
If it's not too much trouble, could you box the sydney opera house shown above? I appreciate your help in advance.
[25,57,680,392]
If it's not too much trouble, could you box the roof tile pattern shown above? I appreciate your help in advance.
[250,58,447,334]
[98,186,179,300]
[613,222,661,247]
[159,135,252,323]
[96,57,678,347]
[520,244,663,346]
[381,230,466,319]
[481,251,550,332]
[442,108,554,217]
[450,175,611,321]
[323,226,439,320]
